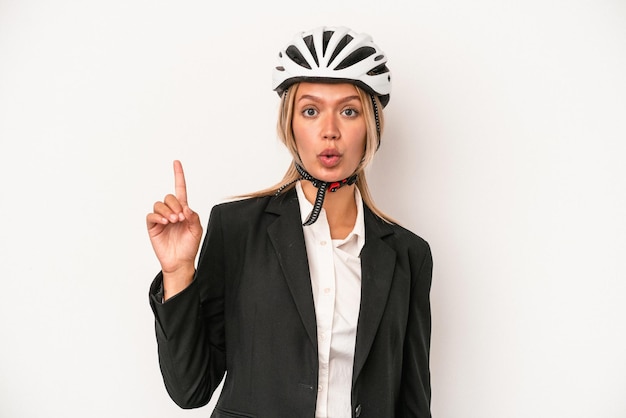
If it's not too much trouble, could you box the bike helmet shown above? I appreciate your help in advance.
[272,26,391,107]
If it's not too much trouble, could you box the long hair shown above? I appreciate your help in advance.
[240,82,395,224]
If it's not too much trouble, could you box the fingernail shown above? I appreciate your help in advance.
[169,214,177,222]
[178,212,185,221]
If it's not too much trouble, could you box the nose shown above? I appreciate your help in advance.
[321,114,340,140]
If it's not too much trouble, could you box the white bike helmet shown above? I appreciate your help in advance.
[272,26,391,107]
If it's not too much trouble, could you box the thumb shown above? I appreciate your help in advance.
[183,205,203,238]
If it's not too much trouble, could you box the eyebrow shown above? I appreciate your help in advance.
[297,94,361,104]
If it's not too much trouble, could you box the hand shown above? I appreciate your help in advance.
[147,160,203,298]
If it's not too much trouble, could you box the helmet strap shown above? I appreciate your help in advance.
[371,95,381,149]
[274,162,357,226]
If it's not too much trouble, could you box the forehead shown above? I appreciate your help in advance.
[295,82,361,101]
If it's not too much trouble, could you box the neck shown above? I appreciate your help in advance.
[301,181,358,239]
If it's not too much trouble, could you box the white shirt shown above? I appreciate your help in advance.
[295,181,365,418]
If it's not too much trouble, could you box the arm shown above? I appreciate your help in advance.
[399,241,433,418]
[146,161,226,407]
[148,205,227,408]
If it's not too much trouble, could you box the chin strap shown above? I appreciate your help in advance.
[275,162,358,226]
[371,95,381,149]
[296,163,358,226]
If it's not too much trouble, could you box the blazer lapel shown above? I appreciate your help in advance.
[353,207,396,383]
[264,191,398,377]
[265,189,318,349]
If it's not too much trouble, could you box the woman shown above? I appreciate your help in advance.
[147,26,433,418]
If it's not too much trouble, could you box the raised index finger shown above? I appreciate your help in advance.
[173,160,188,205]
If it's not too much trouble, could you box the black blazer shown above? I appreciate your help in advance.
[149,188,433,418]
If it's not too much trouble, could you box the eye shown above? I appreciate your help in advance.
[302,107,318,117]
[342,108,359,117]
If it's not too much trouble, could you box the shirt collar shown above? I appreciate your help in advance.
[295,181,365,252]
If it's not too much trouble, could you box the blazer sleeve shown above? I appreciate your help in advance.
[399,240,433,418]
[148,205,227,409]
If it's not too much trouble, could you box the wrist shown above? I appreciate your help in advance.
[162,264,195,301]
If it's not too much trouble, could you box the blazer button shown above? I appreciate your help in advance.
[355,404,362,417]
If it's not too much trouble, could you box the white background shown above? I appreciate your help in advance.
[1,0,625,417]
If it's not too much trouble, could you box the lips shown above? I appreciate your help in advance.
[318,149,342,168]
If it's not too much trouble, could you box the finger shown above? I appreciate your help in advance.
[146,212,169,228]
[173,160,188,206]
[164,194,184,220]
[153,200,179,223]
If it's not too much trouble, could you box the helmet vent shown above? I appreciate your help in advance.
[286,45,312,69]
[335,46,376,70]
[303,35,319,67]
[367,63,390,76]
[327,34,354,66]
[322,30,333,56]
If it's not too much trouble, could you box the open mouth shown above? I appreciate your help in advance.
[318,151,341,167]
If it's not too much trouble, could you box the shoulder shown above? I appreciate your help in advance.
[208,196,272,228]
[208,189,297,227]
[212,195,272,214]
[364,206,430,255]
[387,222,432,268]
[388,222,429,248]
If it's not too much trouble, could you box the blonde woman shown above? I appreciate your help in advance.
[147,26,433,418]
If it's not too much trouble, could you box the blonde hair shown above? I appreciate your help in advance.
[240,82,395,224]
